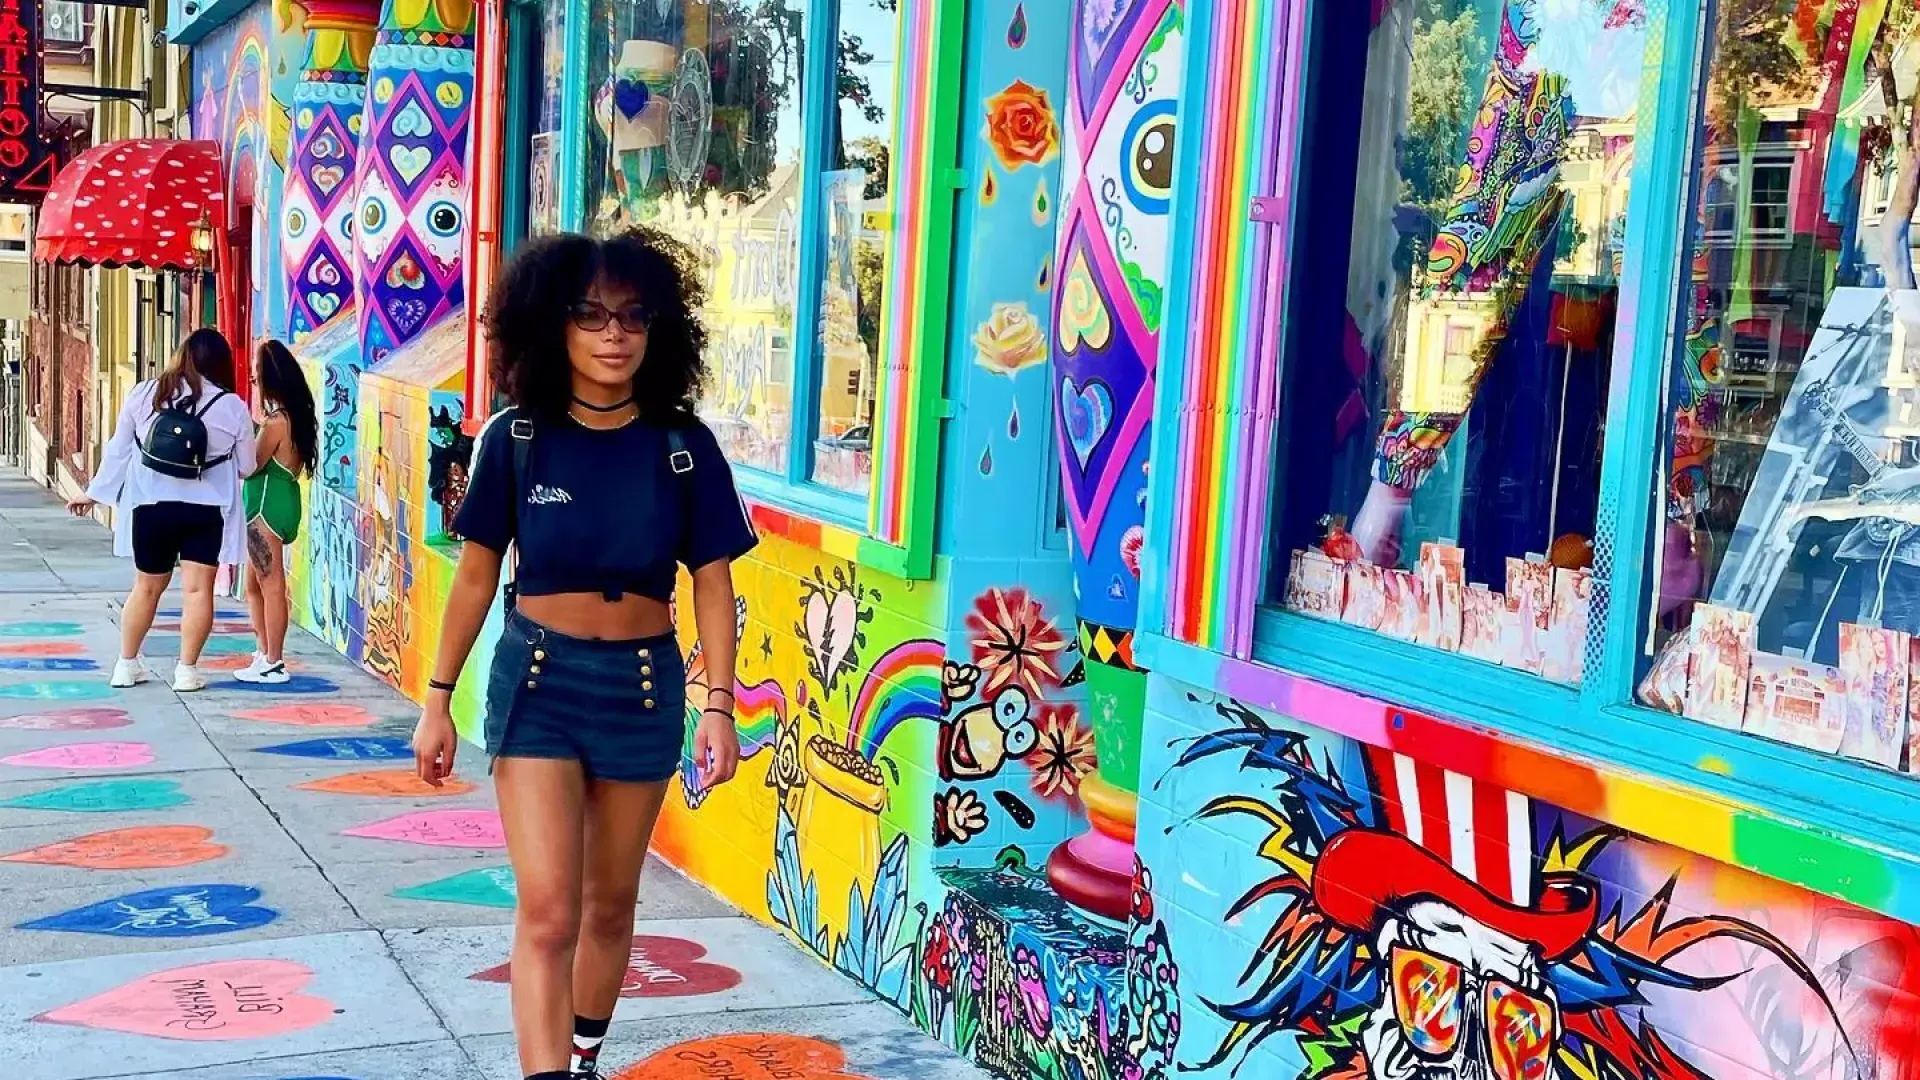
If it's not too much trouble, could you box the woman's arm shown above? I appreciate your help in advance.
[77,388,143,509]
[689,558,741,787]
[247,415,284,478]
[413,541,504,783]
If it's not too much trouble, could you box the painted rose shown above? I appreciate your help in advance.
[973,302,1049,375]
[984,80,1060,171]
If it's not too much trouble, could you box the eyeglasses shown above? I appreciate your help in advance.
[1390,945,1557,1080]
[569,301,653,334]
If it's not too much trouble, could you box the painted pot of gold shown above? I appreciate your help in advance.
[795,735,887,943]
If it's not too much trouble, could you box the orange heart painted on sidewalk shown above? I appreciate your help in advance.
[1,825,228,869]
[0,642,87,657]
[613,1035,873,1079]
[201,655,307,674]
[35,958,336,1040]
[296,769,474,797]
[231,702,367,727]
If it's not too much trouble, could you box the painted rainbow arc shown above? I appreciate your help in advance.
[846,638,945,762]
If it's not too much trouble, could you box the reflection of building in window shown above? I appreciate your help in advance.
[43,1,83,43]
[1398,297,1498,416]
[1749,160,1792,238]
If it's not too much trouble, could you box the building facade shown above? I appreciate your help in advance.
[172,0,1920,1078]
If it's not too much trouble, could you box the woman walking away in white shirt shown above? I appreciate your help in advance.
[67,328,256,692]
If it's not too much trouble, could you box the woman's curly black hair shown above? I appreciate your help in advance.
[484,227,710,423]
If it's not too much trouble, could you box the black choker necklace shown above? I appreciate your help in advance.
[571,395,635,413]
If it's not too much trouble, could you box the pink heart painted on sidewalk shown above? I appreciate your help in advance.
[35,958,336,1040]
[1,742,155,769]
[0,708,131,731]
[341,809,505,848]
[232,703,369,727]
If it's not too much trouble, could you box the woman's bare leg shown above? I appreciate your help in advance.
[176,561,218,666]
[120,570,171,660]
[243,525,268,658]
[496,756,588,1076]
[573,779,670,1019]
[248,523,289,661]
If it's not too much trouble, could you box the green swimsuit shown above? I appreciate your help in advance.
[243,457,302,544]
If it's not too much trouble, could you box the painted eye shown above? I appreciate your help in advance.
[339,211,355,240]
[361,199,387,234]
[425,200,461,237]
[285,207,307,238]
[1003,720,1037,757]
[993,687,1031,728]
[1122,100,1178,213]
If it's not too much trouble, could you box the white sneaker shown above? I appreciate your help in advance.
[109,656,152,688]
[172,663,207,693]
[234,657,289,684]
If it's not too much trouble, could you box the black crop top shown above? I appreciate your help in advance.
[453,408,758,602]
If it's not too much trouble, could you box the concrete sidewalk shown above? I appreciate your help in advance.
[0,475,982,1080]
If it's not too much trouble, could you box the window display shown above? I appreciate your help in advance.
[1638,1,1920,776]
[586,0,809,474]
[1271,0,1653,687]
[810,0,897,496]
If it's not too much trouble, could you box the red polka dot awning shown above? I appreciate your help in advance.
[33,139,227,272]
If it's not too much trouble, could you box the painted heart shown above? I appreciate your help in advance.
[472,935,742,999]
[802,588,859,690]
[2,825,227,869]
[612,1034,874,1079]
[1061,377,1114,468]
[388,144,432,184]
[0,680,116,701]
[1058,250,1112,353]
[223,675,340,695]
[390,99,434,139]
[0,642,86,657]
[342,809,505,849]
[0,657,99,672]
[0,621,83,637]
[234,703,371,728]
[309,292,341,319]
[392,865,515,908]
[311,164,346,195]
[0,778,188,812]
[384,251,426,291]
[1,741,155,769]
[257,737,410,760]
[35,958,335,1040]
[297,769,473,797]
[19,884,278,938]
[390,298,431,336]
[0,707,130,731]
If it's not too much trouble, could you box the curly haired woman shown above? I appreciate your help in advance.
[412,229,756,1080]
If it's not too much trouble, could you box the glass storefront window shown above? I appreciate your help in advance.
[810,0,896,496]
[1271,0,1653,687]
[1638,1,1920,775]
[525,0,567,237]
[587,0,809,475]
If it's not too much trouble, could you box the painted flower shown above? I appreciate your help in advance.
[1130,860,1155,925]
[933,787,989,846]
[922,920,955,994]
[1028,705,1096,799]
[972,302,1049,375]
[967,587,1068,698]
[983,80,1060,171]
[942,660,981,711]
[1120,526,1145,579]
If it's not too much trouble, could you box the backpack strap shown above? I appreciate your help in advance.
[198,390,233,469]
[505,413,534,608]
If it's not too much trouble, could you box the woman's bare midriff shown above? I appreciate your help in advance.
[517,592,675,640]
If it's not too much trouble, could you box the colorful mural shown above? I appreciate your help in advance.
[1137,681,1920,1079]
[1045,0,1185,919]
[283,0,379,341]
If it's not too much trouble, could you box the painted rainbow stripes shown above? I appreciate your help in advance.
[870,0,937,549]
[732,677,785,759]
[1162,0,1299,655]
[847,638,945,762]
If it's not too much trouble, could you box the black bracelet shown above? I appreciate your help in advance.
[429,678,458,693]
[703,706,734,720]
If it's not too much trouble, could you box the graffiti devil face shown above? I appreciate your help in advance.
[1366,900,1559,1080]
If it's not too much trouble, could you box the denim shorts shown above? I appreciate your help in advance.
[484,608,686,783]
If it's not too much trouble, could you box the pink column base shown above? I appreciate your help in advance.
[1046,826,1134,921]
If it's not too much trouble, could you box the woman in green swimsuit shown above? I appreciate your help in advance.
[238,340,319,684]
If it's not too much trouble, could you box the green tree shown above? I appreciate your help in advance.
[1398,8,1479,270]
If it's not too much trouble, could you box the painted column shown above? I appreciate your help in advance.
[284,0,379,344]
[1046,0,1185,919]
[336,0,475,492]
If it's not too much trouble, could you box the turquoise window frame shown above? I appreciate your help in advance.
[1139,0,1920,922]
[498,0,543,256]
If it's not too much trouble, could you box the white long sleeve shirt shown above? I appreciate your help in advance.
[86,379,257,566]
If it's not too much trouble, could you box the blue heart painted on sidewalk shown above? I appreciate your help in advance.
[222,675,340,695]
[392,865,516,908]
[0,778,189,812]
[17,884,278,937]
[257,736,411,760]
[0,621,83,637]
[0,658,99,672]
[0,681,115,701]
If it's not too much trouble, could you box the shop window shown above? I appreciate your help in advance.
[585,0,809,477]
[1270,0,1659,686]
[809,0,897,496]
[1638,1,1920,775]
[516,0,565,241]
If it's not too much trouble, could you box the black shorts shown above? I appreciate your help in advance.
[131,501,224,575]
